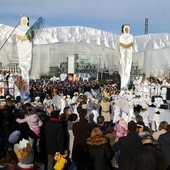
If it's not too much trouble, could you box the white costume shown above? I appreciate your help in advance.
[139,110,149,127]
[16,16,32,86]
[152,110,161,131]
[91,109,99,123]
[8,74,15,96]
[119,25,133,89]
[0,73,5,96]
[112,104,121,123]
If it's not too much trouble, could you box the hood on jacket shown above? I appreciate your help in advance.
[86,134,108,146]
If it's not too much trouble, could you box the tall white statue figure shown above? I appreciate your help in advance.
[16,16,32,89]
[119,25,134,89]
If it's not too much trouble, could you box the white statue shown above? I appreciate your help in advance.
[119,25,134,89]
[16,16,32,94]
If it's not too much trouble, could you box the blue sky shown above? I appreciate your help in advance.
[0,0,170,36]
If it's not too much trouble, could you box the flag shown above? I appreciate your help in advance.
[25,17,45,41]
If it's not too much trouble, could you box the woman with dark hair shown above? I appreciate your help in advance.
[152,121,168,141]
[86,127,113,170]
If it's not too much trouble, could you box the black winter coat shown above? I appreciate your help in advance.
[72,119,93,162]
[158,132,170,166]
[112,132,142,170]
[87,134,113,170]
[127,143,167,170]
[44,118,64,155]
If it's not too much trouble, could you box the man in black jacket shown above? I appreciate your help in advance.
[128,134,167,170]
[112,121,142,170]
[158,125,170,169]
[44,110,64,170]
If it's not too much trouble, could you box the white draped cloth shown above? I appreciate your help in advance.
[119,33,133,89]
[16,25,32,84]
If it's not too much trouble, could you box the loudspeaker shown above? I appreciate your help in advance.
[167,88,170,100]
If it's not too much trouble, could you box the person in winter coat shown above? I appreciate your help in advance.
[72,102,94,170]
[128,134,167,170]
[86,127,113,170]
[44,110,65,170]
[158,124,170,168]
[112,121,142,170]
[16,104,43,147]
[152,121,168,141]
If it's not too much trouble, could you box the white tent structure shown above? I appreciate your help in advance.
[0,24,170,79]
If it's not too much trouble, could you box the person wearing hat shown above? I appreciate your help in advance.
[114,118,128,168]
[43,94,53,111]
[13,139,43,170]
[44,110,65,170]
[136,121,150,137]
[128,134,167,170]
[33,96,43,110]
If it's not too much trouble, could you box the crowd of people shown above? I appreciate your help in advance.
[0,71,170,170]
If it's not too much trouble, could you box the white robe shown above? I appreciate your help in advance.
[119,33,133,89]
[16,25,32,85]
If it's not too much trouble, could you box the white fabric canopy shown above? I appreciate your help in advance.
[1,24,170,52]
[0,23,170,78]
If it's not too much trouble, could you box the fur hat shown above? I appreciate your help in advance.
[8,130,21,144]
[14,139,34,164]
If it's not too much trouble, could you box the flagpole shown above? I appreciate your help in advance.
[0,20,20,51]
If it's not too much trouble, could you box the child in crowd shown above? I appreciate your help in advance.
[16,104,43,150]
[114,118,128,168]
[114,118,128,142]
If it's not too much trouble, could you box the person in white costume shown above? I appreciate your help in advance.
[0,73,5,96]
[8,73,15,96]
[139,104,149,127]
[152,108,161,131]
[16,16,32,94]
[119,25,134,89]
[112,103,121,123]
